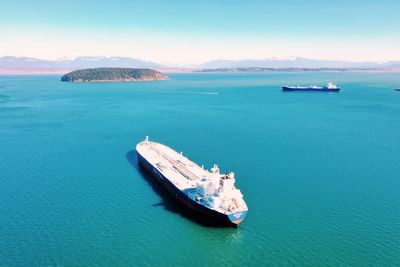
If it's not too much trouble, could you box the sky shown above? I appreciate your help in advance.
[1,0,399,65]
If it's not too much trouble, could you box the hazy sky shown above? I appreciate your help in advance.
[1,0,399,64]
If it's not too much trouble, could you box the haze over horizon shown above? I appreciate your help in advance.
[1,0,400,65]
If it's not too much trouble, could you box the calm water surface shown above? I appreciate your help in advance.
[0,72,399,266]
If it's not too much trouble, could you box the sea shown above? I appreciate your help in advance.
[0,72,399,266]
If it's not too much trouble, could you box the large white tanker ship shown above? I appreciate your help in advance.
[136,137,248,226]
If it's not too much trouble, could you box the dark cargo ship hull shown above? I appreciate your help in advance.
[282,86,340,92]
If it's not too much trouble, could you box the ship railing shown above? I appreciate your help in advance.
[172,165,198,181]
[148,145,199,181]
[160,153,199,180]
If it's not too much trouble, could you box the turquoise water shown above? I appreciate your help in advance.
[1,72,399,266]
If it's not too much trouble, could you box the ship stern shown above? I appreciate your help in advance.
[228,210,248,225]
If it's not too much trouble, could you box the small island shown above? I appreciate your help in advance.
[61,68,168,82]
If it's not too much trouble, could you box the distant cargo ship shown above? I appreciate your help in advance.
[136,137,248,226]
[282,82,340,92]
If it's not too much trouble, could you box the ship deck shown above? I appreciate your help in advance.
[136,141,210,190]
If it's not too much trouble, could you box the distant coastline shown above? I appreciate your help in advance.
[0,68,71,75]
[196,67,388,73]
[1,56,400,75]
[2,67,400,75]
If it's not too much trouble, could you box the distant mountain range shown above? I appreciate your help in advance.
[1,56,400,74]
[0,56,161,74]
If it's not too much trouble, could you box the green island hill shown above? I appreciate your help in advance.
[61,68,169,82]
